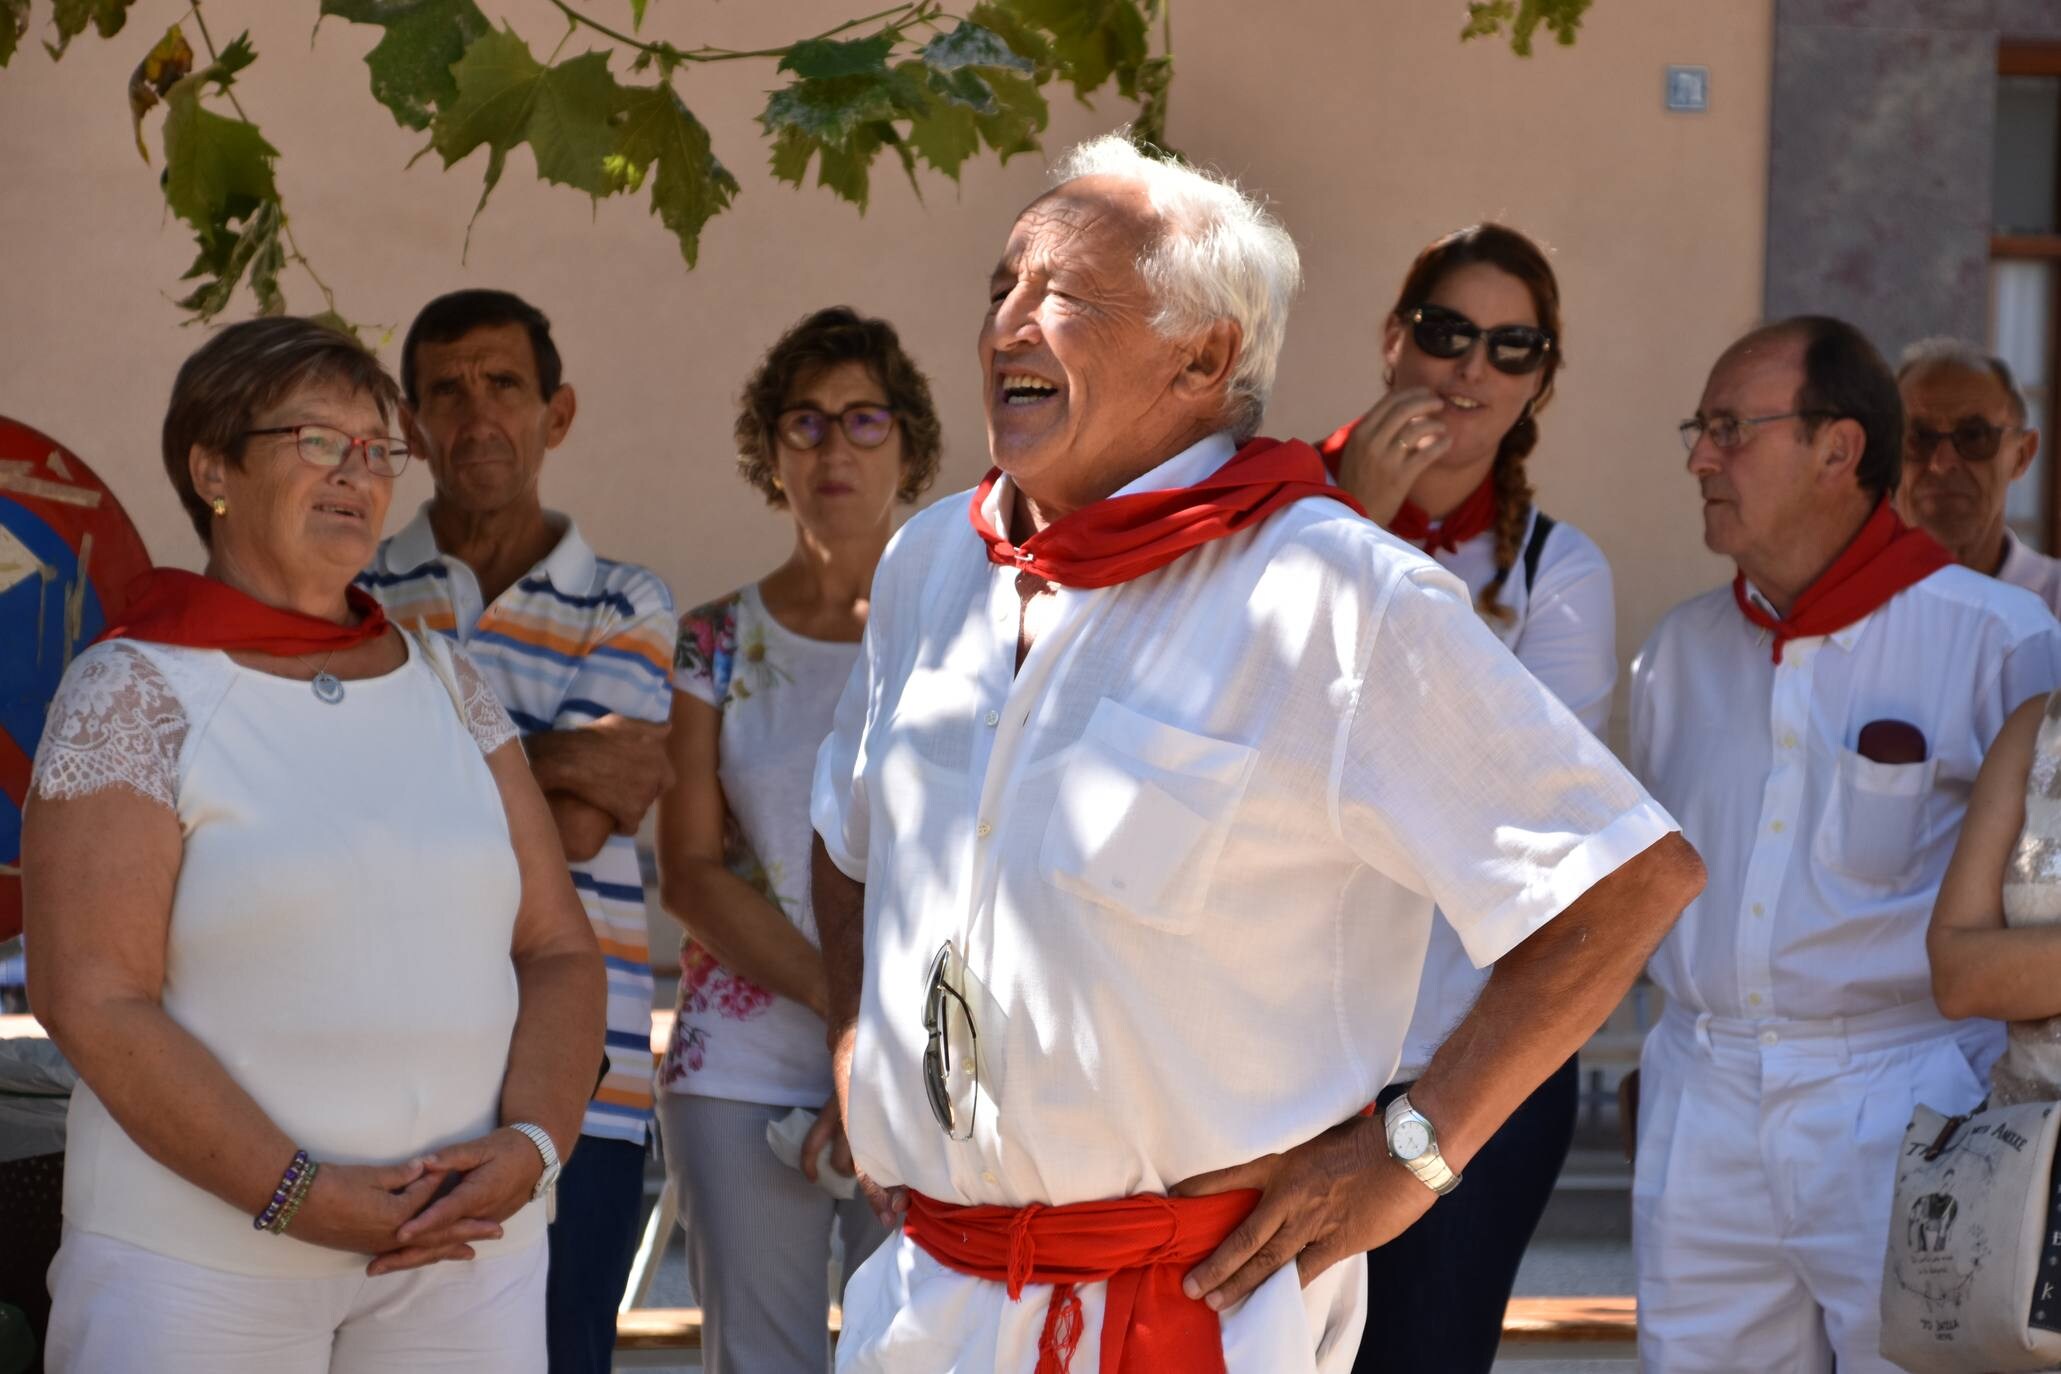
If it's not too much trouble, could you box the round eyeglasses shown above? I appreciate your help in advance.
[245,424,411,478]
[775,404,897,452]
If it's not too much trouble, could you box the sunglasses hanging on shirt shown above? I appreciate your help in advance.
[1405,304,1555,376]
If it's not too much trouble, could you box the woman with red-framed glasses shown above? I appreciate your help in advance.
[1320,225,1618,1374]
[651,305,942,1374]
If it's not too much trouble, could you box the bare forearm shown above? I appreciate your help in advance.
[41,996,296,1215]
[1411,833,1702,1169]
[1933,925,2061,1022]
[546,793,614,862]
[812,837,867,1033]
[500,950,607,1158]
[662,864,828,1018]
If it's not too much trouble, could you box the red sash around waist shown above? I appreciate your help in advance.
[903,1187,1260,1374]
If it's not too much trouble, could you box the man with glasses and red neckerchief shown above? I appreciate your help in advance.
[1894,337,2057,617]
[809,133,1703,1374]
[1628,317,2061,1373]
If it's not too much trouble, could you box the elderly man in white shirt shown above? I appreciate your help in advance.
[1896,337,2060,617]
[809,135,1705,1374]
[1630,316,2061,1373]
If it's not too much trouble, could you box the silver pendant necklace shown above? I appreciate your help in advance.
[300,648,345,705]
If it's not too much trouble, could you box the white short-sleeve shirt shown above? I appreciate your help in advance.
[1397,512,1617,1076]
[1630,567,2061,1021]
[1999,531,2061,621]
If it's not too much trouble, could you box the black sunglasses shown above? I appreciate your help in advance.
[1907,417,2020,465]
[1405,304,1554,376]
[922,943,978,1140]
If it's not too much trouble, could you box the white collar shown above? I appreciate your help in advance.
[386,503,596,594]
[978,430,1241,536]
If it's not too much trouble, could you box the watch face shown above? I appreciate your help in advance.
[1391,1119,1432,1161]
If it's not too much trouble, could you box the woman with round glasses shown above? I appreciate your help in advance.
[1321,224,1616,1374]
[22,316,604,1372]
[653,305,941,1372]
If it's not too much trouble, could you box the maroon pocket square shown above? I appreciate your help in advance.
[1856,718,1928,765]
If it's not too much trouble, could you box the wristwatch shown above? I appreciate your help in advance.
[507,1121,562,1222]
[1383,1093,1461,1196]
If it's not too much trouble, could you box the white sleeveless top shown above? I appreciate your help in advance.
[30,633,546,1276]
[1996,689,2061,1106]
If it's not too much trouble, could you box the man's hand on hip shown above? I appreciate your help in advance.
[1173,1116,1433,1310]
[526,715,674,833]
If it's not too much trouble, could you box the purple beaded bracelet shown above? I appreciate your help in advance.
[254,1149,309,1231]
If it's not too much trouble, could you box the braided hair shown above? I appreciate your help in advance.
[1388,224,1564,622]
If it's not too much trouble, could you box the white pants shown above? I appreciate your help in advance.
[1632,1003,2000,1373]
[43,1226,548,1373]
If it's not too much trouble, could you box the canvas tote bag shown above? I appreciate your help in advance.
[1880,1098,2061,1370]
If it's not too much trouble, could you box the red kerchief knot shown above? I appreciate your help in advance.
[1315,418,1496,554]
[99,568,390,654]
[1731,500,1952,663]
[904,1187,1260,1374]
[968,437,1365,591]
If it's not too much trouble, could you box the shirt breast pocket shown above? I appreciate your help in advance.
[1814,748,1938,886]
[1039,698,1257,933]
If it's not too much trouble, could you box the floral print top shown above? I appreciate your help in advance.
[658,584,861,1106]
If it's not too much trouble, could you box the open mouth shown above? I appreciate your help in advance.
[997,372,1060,407]
[312,501,366,521]
[1440,392,1485,412]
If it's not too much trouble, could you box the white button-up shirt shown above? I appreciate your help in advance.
[1999,531,2061,620]
[1630,569,2061,1022]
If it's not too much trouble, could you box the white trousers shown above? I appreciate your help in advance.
[1632,1003,2001,1373]
[43,1226,548,1374]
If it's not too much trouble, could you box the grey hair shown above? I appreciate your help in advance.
[1049,134,1301,441]
[1897,336,2029,424]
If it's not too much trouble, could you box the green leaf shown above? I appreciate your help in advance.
[928,66,999,115]
[973,70,1046,162]
[211,31,257,81]
[1129,53,1172,157]
[525,52,619,194]
[170,197,280,320]
[1,0,28,67]
[994,0,1147,100]
[813,122,885,209]
[778,32,896,80]
[920,22,1032,75]
[1460,0,1590,56]
[46,0,134,58]
[161,68,279,233]
[906,95,979,179]
[966,2,1052,74]
[430,26,624,231]
[760,73,903,146]
[629,0,649,30]
[319,0,490,131]
[606,82,739,268]
[769,125,813,185]
[127,23,195,160]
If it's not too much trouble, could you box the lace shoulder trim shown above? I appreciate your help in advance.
[30,642,187,810]
[446,642,520,755]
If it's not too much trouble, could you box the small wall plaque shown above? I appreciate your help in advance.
[1666,65,1709,113]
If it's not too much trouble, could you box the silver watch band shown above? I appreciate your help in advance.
[507,1121,559,1194]
[1384,1093,1461,1196]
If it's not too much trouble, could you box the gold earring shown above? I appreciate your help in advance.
[210,496,228,517]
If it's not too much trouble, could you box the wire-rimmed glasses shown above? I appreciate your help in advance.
[245,423,411,478]
[1677,409,1839,453]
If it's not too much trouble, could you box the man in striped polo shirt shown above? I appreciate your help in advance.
[361,290,678,1374]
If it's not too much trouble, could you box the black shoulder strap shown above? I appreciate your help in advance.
[1522,510,1556,595]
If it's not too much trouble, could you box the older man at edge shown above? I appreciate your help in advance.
[810,138,1706,1373]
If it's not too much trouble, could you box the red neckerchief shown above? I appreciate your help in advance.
[1731,500,1952,663]
[968,437,1364,590]
[97,568,390,654]
[903,1188,1259,1374]
[1316,418,1494,554]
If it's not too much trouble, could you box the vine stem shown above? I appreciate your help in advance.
[188,1,337,316]
[543,0,934,62]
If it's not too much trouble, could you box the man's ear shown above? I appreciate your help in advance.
[1172,319,1242,405]
[188,443,229,505]
[2012,428,2041,483]
[1817,415,1867,487]
[544,383,578,450]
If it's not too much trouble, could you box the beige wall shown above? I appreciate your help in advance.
[0,0,1768,729]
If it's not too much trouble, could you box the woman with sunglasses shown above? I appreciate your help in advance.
[653,306,941,1372]
[1321,224,1616,1374]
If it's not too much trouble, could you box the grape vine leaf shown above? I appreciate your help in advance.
[318,0,490,132]
[778,32,896,81]
[127,23,194,160]
[920,21,1033,75]
[0,0,28,67]
[605,82,739,268]
[45,0,134,58]
[429,26,623,237]
[1461,0,1592,56]
[992,0,1147,101]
